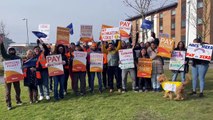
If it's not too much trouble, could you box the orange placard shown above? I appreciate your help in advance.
[3,59,24,83]
[80,25,93,42]
[90,53,103,72]
[56,27,70,46]
[99,24,113,40]
[157,37,175,58]
[137,58,152,78]
[119,21,132,40]
[46,54,64,77]
[72,51,87,72]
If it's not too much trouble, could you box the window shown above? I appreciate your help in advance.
[171,9,176,15]
[171,23,175,29]
[171,34,175,39]
[197,18,203,24]
[181,35,186,42]
[197,1,203,8]
[159,13,163,18]
[181,20,186,27]
[160,25,163,31]
[181,4,186,16]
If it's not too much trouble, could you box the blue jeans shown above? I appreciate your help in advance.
[172,71,185,82]
[90,72,102,92]
[38,70,49,96]
[192,64,209,93]
[151,74,160,89]
[53,75,65,100]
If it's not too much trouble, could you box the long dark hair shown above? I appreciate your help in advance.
[176,41,186,50]
[139,47,149,58]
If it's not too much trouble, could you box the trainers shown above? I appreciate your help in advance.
[46,96,50,100]
[139,90,143,93]
[109,89,113,93]
[122,89,127,93]
[118,89,121,93]
[39,96,44,101]
[7,106,12,110]
[199,93,204,97]
[64,92,67,95]
[17,102,23,106]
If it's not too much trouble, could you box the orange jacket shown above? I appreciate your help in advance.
[23,68,41,79]
[64,52,71,69]
[36,52,47,69]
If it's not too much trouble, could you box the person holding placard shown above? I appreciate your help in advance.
[72,45,87,96]
[34,39,50,101]
[147,41,164,92]
[190,38,210,97]
[23,50,39,104]
[51,44,68,100]
[0,37,23,110]
[120,41,136,93]
[137,47,151,92]
[88,42,103,93]
[102,40,122,93]
[171,41,189,82]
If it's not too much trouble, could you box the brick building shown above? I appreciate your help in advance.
[127,0,213,46]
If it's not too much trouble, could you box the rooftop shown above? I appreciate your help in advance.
[126,2,178,21]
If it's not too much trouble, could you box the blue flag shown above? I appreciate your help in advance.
[67,23,74,35]
[141,20,153,29]
[32,31,47,38]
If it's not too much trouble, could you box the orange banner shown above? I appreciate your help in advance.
[119,21,132,40]
[99,24,113,40]
[137,58,152,78]
[80,25,93,42]
[46,54,64,77]
[157,37,175,58]
[72,51,87,72]
[3,59,24,83]
[56,27,70,46]
[90,53,103,72]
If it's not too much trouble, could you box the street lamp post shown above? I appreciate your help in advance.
[22,18,29,46]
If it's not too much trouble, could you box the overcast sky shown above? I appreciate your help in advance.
[0,0,175,44]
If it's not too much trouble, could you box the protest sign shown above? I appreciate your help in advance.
[169,51,186,71]
[102,27,120,41]
[56,27,70,46]
[119,21,132,40]
[72,51,87,72]
[3,59,23,83]
[99,24,113,40]
[80,25,93,42]
[46,54,64,76]
[90,53,103,72]
[38,24,50,43]
[186,43,213,61]
[119,49,134,69]
[137,58,152,78]
[157,37,175,58]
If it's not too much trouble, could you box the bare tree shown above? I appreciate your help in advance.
[188,0,211,42]
[0,21,9,37]
[123,0,170,42]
